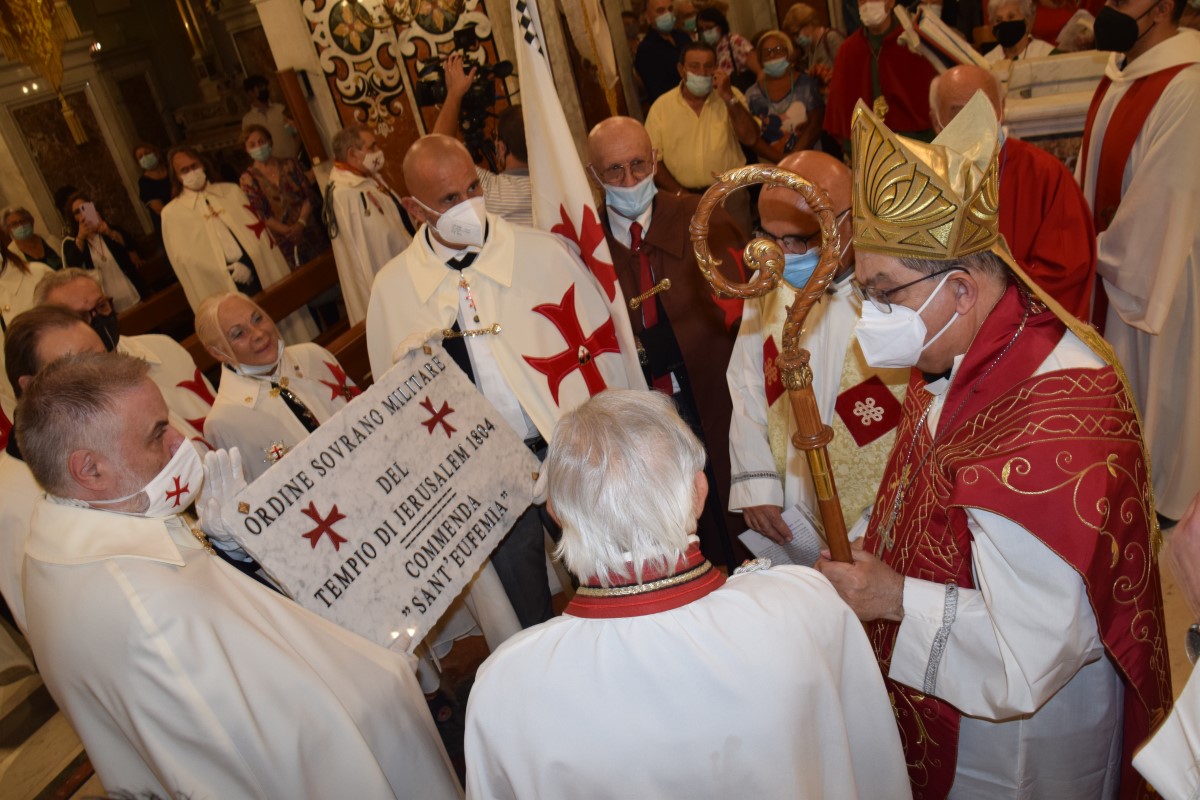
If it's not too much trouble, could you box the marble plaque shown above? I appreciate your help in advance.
[230,342,540,653]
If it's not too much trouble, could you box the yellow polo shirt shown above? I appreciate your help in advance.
[645,86,750,190]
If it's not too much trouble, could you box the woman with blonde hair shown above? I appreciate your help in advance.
[196,291,359,481]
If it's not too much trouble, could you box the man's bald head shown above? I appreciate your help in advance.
[586,117,655,188]
[758,151,854,275]
[402,134,474,198]
[930,65,1003,132]
[759,150,852,229]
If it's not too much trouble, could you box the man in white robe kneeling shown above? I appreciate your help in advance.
[464,388,910,800]
[16,351,462,799]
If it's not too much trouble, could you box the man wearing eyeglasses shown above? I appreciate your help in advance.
[727,150,908,551]
[34,268,216,450]
[586,115,746,567]
[815,96,1169,799]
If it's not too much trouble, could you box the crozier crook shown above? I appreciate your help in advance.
[689,164,852,563]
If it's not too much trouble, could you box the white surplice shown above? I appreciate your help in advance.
[464,565,911,800]
[161,182,316,345]
[1134,660,1200,800]
[327,165,412,324]
[890,332,1125,799]
[22,498,463,800]
[1075,28,1200,519]
[0,451,37,632]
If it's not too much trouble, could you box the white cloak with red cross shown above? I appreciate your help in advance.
[161,181,316,344]
[118,334,216,449]
[366,215,646,440]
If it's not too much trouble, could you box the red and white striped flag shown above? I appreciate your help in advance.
[509,0,643,383]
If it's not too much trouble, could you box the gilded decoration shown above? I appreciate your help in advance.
[304,0,505,138]
[851,100,1001,261]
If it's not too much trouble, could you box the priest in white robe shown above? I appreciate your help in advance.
[1076,12,1200,521]
[464,389,910,800]
[326,124,413,324]
[727,151,907,547]
[161,146,316,345]
[16,351,462,799]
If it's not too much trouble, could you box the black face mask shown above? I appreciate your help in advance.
[992,19,1028,48]
[1093,4,1156,52]
[91,311,120,351]
[256,88,270,103]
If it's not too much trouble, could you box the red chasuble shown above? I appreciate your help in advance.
[862,284,1171,800]
[824,24,939,141]
[999,138,1097,322]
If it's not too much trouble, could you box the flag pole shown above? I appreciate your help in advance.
[690,165,852,563]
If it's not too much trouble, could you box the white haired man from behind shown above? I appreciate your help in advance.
[463,389,911,800]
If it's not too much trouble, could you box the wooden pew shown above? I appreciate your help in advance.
[117,250,370,386]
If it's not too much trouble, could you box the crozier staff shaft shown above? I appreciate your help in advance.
[689,164,852,563]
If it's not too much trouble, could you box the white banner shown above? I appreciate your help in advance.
[230,343,539,653]
[510,0,643,384]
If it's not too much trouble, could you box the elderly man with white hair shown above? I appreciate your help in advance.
[985,0,1055,62]
[464,389,910,800]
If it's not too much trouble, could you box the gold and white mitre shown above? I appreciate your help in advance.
[851,93,1001,261]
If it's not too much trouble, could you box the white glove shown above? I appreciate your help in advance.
[229,261,253,285]
[198,447,254,562]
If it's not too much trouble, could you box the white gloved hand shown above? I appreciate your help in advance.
[229,261,254,285]
[197,447,254,562]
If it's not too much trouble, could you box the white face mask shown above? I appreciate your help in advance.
[417,195,487,248]
[859,1,890,27]
[234,340,284,378]
[181,169,207,192]
[363,150,386,173]
[854,271,960,369]
[91,439,205,518]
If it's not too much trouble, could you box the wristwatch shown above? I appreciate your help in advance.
[1187,623,1200,665]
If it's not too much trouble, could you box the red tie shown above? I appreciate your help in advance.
[629,221,658,329]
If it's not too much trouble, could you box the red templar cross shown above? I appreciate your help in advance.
[165,476,190,508]
[177,368,216,434]
[419,397,457,438]
[523,284,619,405]
[243,205,274,248]
[552,204,618,302]
[320,361,362,402]
[300,502,348,552]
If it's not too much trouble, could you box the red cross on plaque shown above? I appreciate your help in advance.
[419,397,457,437]
[523,284,619,405]
[319,361,362,402]
[165,476,190,508]
[300,502,348,552]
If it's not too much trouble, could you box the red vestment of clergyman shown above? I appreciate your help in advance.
[862,283,1171,800]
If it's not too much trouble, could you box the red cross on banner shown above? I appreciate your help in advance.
[523,284,620,404]
[299,502,348,552]
[551,204,619,302]
[319,361,362,402]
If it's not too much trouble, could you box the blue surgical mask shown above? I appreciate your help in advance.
[763,58,790,78]
[654,12,676,31]
[11,223,33,240]
[783,251,819,288]
[702,28,721,45]
[249,144,272,162]
[685,72,713,97]
[795,33,813,48]
[138,153,158,170]
[603,172,659,219]
[683,17,697,32]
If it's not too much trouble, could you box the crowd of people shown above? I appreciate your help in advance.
[0,0,1199,797]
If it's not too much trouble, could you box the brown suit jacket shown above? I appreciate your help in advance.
[603,191,747,563]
